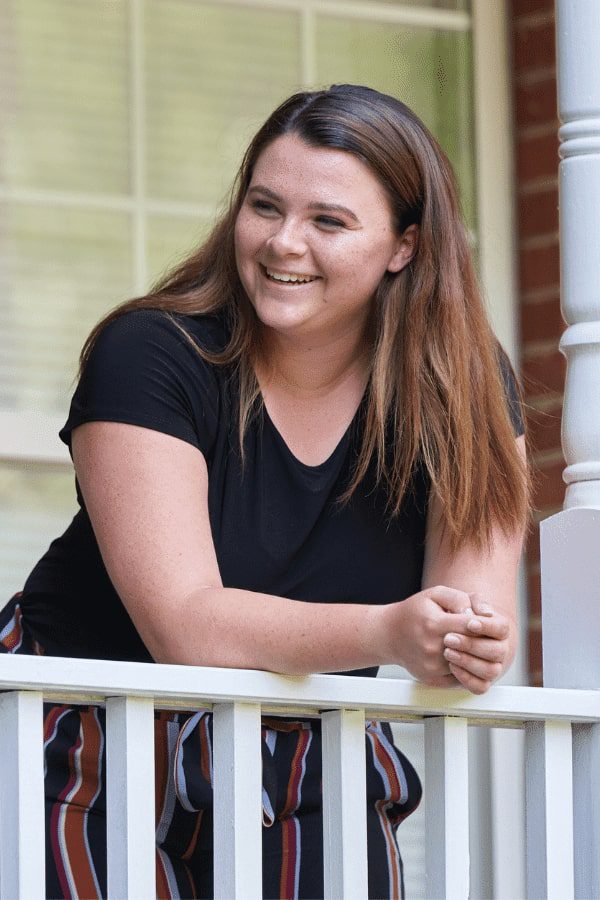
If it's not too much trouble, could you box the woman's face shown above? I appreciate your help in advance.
[234,134,417,344]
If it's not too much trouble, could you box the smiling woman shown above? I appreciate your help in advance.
[1,84,530,899]
[234,135,417,345]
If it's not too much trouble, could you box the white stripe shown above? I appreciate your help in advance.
[157,719,180,841]
[295,728,313,810]
[366,731,396,899]
[373,724,409,804]
[157,846,181,899]
[0,611,23,652]
[58,728,86,899]
[293,815,302,900]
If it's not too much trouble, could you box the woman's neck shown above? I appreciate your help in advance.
[255,325,372,399]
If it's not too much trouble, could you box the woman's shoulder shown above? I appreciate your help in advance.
[100,307,230,357]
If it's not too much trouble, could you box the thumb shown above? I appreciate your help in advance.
[426,585,472,615]
[468,592,494,617]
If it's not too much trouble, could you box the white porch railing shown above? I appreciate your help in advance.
[0,655,598,899]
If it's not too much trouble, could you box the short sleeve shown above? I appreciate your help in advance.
[59,309,221,457]
[497,346,525,437]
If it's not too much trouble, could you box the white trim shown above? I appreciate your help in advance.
[187,0,471,31]
[130,0,148,294]
[0,184,214,219]
[472,3,527,897]
[1,655,599,723]
[472,0,519,361]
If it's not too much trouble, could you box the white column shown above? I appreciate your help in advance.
[525,720,574,899]
[0,692,45,900]
[212,702,262,900]
[423,716,470,899]
[541,2,600,896]
[321,709,368,900]
[106,696,156,900]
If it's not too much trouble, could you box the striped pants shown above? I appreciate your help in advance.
[1,596,422,899]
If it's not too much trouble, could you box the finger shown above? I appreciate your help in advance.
[425,585,472,614]
[447,662,493,695]
[465,614,510,640]
[444,633,508,663]
[468,592,494,617]
[444,647,503,683]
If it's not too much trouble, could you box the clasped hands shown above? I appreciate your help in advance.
[384,586,514,695]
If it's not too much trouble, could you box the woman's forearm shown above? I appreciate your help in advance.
[146,586,388,675]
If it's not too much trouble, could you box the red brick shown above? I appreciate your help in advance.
[525,409,562,457]
[518,188,559,238]
[528,569,541,616]
[533,460,566,509]
[513,21,556,71]
[528,627,543,676]
[526,527,541,566]
[518,242,560,293]
[521,295,564,342]
[517,131,560,183]
[522,348,565,395]
[511,0,554,17]
[515,78,558,130]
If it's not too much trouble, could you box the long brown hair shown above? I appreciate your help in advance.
[80,84,530,551]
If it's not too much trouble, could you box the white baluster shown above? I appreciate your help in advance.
[213,702,262,900]
[0,691,45,900]
[572,723,600,899]
[424,716,469,899]
[321,709,368,900]
[525,720,574,899]
[541,2,600,890]
[106,696,156,899]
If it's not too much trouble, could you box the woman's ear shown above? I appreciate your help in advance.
[387,224,419,274]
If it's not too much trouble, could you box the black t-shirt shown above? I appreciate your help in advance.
[21,309,523,675]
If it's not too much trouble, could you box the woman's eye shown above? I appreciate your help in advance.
[316,216,345,229]
[251,200,278,214]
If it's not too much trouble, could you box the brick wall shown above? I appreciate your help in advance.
[510,0,565,685]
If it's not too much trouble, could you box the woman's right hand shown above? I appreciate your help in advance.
[378,586,484,687]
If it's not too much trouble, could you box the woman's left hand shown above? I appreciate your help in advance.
[442,594,515,694]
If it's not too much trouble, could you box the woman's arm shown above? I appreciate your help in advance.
[420,434,528,693]
[71,421,484,677]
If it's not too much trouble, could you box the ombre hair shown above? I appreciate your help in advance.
[80,84,530,551]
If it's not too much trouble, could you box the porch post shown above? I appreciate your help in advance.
[540,2,600,896]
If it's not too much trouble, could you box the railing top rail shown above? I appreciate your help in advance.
[1,654,599,724]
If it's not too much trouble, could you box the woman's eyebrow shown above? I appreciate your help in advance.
[247,185,360,223]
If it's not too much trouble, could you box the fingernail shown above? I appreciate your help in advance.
[444,648,460,662]
[478,604,493,616]
[468,618,483,632]
[461,607,473,615]
[444,634,461,648]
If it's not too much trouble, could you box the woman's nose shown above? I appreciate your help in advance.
[266,219,306,256]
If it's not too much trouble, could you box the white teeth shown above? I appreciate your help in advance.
[265,268,316,284]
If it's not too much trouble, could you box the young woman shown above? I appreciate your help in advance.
[1,84,529,898]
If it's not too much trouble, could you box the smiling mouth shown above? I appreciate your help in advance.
[261,265,320,285]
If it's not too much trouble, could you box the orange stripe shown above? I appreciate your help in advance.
[281,729,310,817]
[154,716,170,825]
[372,729,402,802]
[1,606,23,651]
[375,799,401,899]
[279,816,298,900]
[43,706,67,743]
[182,810,203,862]
[61,709,103,899]
[156,850,172,900]
[200,715,212,785]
